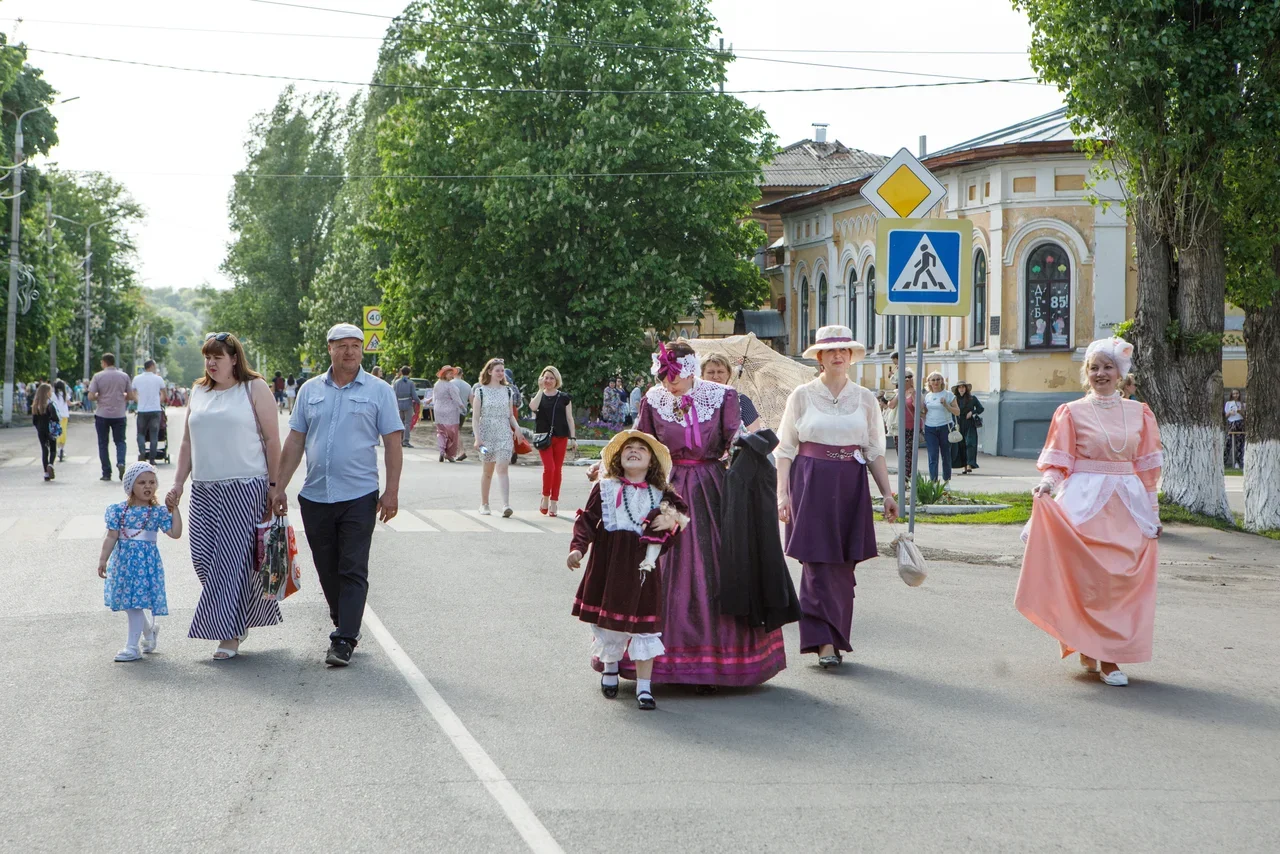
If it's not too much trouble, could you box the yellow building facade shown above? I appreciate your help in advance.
[757,111,1246,456]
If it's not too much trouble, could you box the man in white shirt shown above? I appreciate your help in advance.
[132,359,166,464]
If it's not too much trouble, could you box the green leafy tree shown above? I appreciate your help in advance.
[216,87,351,371]
[44,170,147,382]
[1015,0,1280,520]
[1224,145,1280,532]
[372,0,772,395]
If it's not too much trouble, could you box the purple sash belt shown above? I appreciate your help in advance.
[798,442,865,464]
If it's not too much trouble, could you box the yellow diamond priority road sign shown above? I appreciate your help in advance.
[861,147,947,219]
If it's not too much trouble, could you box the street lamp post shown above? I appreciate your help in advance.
[51,213,112,386]
[2,96,78,427]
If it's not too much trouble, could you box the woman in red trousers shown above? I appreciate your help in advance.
[529,366,577,517]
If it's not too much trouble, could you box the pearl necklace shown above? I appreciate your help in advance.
[618,482,659,527]
[1087,391,1128,454]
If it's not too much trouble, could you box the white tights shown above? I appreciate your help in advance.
[124,608,153,652]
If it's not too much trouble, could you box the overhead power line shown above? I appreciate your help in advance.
[6,44,1039,95]
[1,18,1036,80]
[3,17,1030,55]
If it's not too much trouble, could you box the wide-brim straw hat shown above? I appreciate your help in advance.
[802,325,868,361]
[437,365,454,379]
[601,429,673,479]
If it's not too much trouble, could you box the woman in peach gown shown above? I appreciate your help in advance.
[1016,336,1162,687]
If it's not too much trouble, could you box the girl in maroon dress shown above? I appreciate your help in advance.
[569,430,687,710]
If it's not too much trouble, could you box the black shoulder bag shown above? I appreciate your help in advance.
[533,394,556,451]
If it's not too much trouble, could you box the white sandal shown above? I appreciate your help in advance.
[141,622,160,654]
[114,648,142,662]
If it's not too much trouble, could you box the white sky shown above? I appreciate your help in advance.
[3,0,1063,291]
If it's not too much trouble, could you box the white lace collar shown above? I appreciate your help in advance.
[644,380,728,424]
[599,479,661,534]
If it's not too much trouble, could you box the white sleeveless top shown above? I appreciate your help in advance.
[188,382,268,482]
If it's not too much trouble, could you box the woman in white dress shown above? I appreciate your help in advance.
[472,358,520,517]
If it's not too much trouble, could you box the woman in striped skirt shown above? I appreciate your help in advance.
[166,332,283,659]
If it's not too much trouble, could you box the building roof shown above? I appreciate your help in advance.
[756,107,1080,215]
[760,139,888,189]
[925,107,1075,157]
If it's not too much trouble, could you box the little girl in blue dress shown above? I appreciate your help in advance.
[97,462,184,662]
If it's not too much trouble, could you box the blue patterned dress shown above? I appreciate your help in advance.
[103,503,172,614]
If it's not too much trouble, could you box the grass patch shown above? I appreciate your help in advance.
[874,490,1034,525]
[571,445,603,460]
[1225,468,1243,476]
[1155,494,1280,539]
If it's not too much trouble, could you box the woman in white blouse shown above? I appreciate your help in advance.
[776,326,899,669]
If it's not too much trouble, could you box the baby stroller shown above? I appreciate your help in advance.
[156,410,172,464]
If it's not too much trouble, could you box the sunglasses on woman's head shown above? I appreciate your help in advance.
[205,333,230,342]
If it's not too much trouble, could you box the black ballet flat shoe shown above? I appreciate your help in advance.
[818,655,842,669]
[601,675,619,699]
[694,684,718,695]
[637,691,657,711]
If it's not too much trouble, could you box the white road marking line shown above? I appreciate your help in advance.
[463,510,544,533]
[60,455,92,464]
[0,518,16,535]
[2,457,35,467]
[512,511,574,532]
[58,515,106,540]
[420,509,490,533]
[382,511,438,533]
[362,608,564,854]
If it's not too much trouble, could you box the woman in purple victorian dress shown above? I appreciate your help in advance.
[597,340,787,690]
[776,326,899,669]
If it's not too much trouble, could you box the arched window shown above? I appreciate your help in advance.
[817,273,828,329]
[848,267,859,344]
[800,277,811,352]
[1025,243,1070,349]
[868,265,883,349]
[973,250,987,346]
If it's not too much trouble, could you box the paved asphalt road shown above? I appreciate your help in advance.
[2,411,1277,853]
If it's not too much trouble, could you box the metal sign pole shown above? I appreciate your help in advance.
[909,318,926,533]
[895,316,907,506]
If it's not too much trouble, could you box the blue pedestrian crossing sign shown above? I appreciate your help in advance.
[875,218,973,316]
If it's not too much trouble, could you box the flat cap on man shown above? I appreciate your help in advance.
[327,323,363,342]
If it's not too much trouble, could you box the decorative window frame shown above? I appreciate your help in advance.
[1004,219,1090,352]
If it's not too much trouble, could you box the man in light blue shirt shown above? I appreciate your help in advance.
[273,323,403,667]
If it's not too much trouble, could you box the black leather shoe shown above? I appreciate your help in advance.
[694,684,718,695]
[637,691,656,711]
[600,675,619,699]
[326,640,354,667]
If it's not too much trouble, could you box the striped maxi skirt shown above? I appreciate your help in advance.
[187,477,282,640]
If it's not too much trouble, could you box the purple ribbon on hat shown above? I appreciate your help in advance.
[653,342,683,382]
[816,336,854,344]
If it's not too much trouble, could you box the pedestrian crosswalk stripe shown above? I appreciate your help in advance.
[8,516,59,539]
[0,507,572,540]
[58,515,106,540]
[61,456,92,464]
[513,511,574,532]
[382,511,438,533]
[463,510,543,534]
[3,457,35,467]
[419,509,490,533]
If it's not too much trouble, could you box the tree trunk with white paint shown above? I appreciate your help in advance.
[1242,247,1280,533]
[1132,218,1232,520]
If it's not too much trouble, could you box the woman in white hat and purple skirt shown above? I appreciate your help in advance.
[776,326,899,669]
